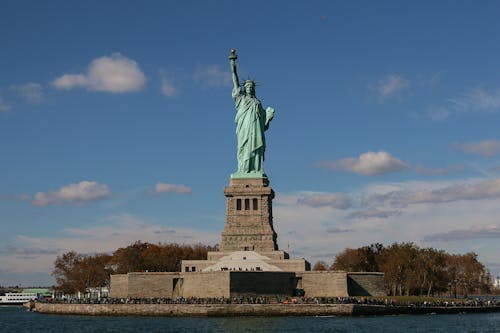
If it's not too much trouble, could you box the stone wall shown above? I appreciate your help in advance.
[298,271,349,297]
[35,302,500,317]
[128,272,177,298]
[181,272,230,298]
[229,272,296,296]
[109,274,128,298]
[35,302,356,316]
[271,259,310,272]
[347,272,385,297]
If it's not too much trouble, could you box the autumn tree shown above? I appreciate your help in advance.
[111,241,216,273]
[312,261,329,271]
[111,241,150,273]
[448,252,488,297]
[415,248,449,296]
[332,243,383,272]
[52,251,112,293]
[53,251,82,293]
[331,241,492,296]
[53,242,216,292]
[376,242,420,296]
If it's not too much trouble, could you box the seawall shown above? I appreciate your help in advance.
[32,303,500,317]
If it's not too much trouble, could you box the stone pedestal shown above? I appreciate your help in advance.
[220,178,278,252]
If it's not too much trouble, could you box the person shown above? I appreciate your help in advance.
[229,49,274,178]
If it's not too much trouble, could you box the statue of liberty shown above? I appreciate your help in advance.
[229,49,275,179]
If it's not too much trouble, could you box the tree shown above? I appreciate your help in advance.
[111,241,216,273]
[332,242,490,297]
[417,248,449,296]
[79,254,113,289]
[52,251,83,294]
[451,252,487,297]
[52,252,112,293]
[111,241,150,274]
[332,243,383,272]
[312,261,328,271]
[376,242,419,296]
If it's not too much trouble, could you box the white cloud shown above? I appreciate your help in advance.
[416,72,442,87]
[424,224,500,242]
[366,178,500,208]
[194,65,231,87]
[33,180,110,206]
[425,106,451,121]
[325,227,354,234]
[428,88,500,121]
[159,69,178,97]
[377,74,409,97]
[297,192,351,209]
[161,78,177,96]
[453,140,500,157]
[52,53,146,93]
[317,151,408,176]
[53,74,87,89]
[153,182,191,194]
[348,208,401,219]
[0,98,11,112]
[10,82,44,103]
[468,88,500,110]
[414,164,464,175]
[0,245,61,256]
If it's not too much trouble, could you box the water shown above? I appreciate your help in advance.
[1,306,499,333]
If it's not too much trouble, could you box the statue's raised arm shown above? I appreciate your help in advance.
[229,49,240,90]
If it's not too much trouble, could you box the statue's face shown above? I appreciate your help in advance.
[245,84,255,96]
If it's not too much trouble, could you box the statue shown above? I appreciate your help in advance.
[229,49,275,179]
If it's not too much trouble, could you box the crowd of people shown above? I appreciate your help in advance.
[38,295,500,308]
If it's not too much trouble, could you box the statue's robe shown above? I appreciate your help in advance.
[232,87,274,174]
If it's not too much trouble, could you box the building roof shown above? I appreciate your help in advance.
[202,251,282,272]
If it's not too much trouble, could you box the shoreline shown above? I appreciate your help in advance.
[27,302,500,317]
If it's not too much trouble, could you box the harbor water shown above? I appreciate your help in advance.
[1,306,500,332]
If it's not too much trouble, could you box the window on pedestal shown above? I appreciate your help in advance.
[244,198,250,210]
[236,199,241,210]
[253,198,258,210]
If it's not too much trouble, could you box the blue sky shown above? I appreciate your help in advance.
[2,0,500,286]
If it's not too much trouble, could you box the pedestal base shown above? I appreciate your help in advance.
[220,178,277,252]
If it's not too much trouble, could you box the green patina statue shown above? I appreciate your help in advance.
[229,49,275,179]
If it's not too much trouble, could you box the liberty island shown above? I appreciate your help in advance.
[26,51,500,317]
